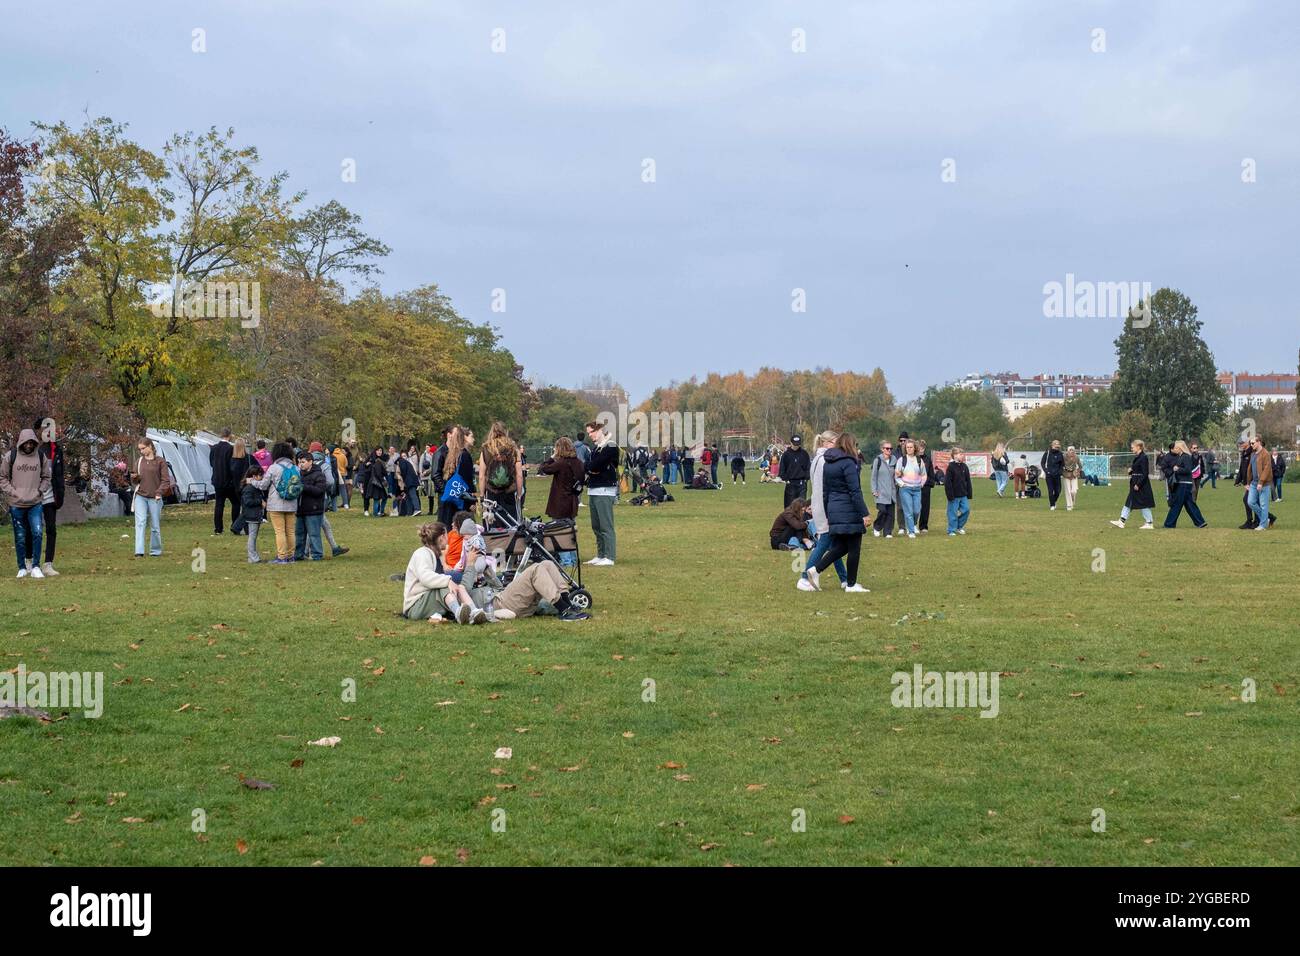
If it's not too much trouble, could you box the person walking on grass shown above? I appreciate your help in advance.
[1061,445,1082,511]
[804,432,871,594]
[240,462,267,562]
[944,447,973,535]
[584,420,619,566]
[1163,440,1208,529]
[871,439,897,538]
[1273,447,1287,501]
[798,431,848,591]
[251,442,301,563]
[20,418,64,576]
[228,438,250,519]
[1109,439,1155,530]
[1,427,52,578]
[1246,436,1275,532]
[916,438,936,533]
[991,443,1010,497]
[1040,440,1065,510]
[130,437,173,558]
[894,439,926,538]
[209,428,239,535]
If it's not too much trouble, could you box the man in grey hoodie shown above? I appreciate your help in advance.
[0,429,53,578]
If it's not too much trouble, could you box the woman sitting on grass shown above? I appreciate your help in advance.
[401,522,490,625]
[770,498,814,550]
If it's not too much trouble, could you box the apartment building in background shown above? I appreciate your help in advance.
[952,371,1115,421]
[1218,371,1299,411]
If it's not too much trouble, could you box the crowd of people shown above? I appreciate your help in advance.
[2,413,1293,597]
[764,426,1291,595]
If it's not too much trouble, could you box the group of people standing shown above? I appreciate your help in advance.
[768,428,979,595]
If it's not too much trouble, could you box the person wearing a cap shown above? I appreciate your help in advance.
[779,434,811,508]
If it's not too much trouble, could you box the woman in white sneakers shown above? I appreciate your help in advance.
[1110,440,1155,530]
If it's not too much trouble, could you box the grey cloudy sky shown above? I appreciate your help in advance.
[3,0,1296,404]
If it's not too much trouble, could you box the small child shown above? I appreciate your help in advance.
[241,464,267,562]
[445,509,474,570]
[455,517,504,590]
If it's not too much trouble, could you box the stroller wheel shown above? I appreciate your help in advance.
[568,588,593,611]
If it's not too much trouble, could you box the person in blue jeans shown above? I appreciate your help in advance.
[944,447,973,535]
[293,451,329,560]
[1273,448,1286,501]
[800,432,847,590]
[1,428,52,578]
[1163,441,1208,529]
[1245,437,1273,531]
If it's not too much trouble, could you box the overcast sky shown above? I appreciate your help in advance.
[3,0,1296,404]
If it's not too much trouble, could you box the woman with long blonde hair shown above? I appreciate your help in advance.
[991,442,1010,497]
[478,421,523,528]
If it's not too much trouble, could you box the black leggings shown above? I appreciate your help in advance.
[1045,475,1062,506]
[815,533,862,586]
[873,503,894,535]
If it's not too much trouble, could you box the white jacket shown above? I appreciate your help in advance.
[809,447,829,535]
[403,546,452,613]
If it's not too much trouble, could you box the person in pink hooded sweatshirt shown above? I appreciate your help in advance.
[0,428,53,579]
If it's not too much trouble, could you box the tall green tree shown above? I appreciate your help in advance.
[1112,287,1227,440]
[902,385,1010,447]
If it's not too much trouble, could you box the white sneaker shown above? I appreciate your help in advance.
[948,532,956,536]
[908,532,916,539]
[1050,505,1056,511]
[840,581,849,590]
[29,566,45,579]
[872,530,881,537]
[796,577,817,592]
[957,529,966,535]
[16,568,28,579]
[1109,519,1126,529]
[844,583,870,593]
[585,557,603,565]
[599,558,615,566]
[41,563,59,576]
[885,534,893,539]
[805,566,821,590]
[1139,523,1154,530]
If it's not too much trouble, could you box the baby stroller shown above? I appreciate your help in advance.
[1024,464,1043,499]
[480,500,593,611]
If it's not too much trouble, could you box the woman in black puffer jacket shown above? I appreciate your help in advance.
[806,432,871,593]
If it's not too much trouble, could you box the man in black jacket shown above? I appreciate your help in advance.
[943,447,974,535]
[779,435,811,507]
[209,428,239,534]
[1273,447,1287,501]
[293,450,329,560]
[1040,440,1065,510]
[1233,439,1258,528]
[584,421,620,566]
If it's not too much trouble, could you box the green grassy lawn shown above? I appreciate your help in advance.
[1,474,1296,866]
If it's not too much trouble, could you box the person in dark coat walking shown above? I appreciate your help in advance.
[804,433,871,593]
[537,437,586,520]
[1232,439,1264,529]
[209,428,239,533]
[1163,441,1208,529]
[1109,439,1155,529]
[779,435,811,507]
[917,438,937,532]
[1040,440,1065,510]
[943,447,973,534]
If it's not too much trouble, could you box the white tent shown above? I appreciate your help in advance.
[147,428,217,502]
